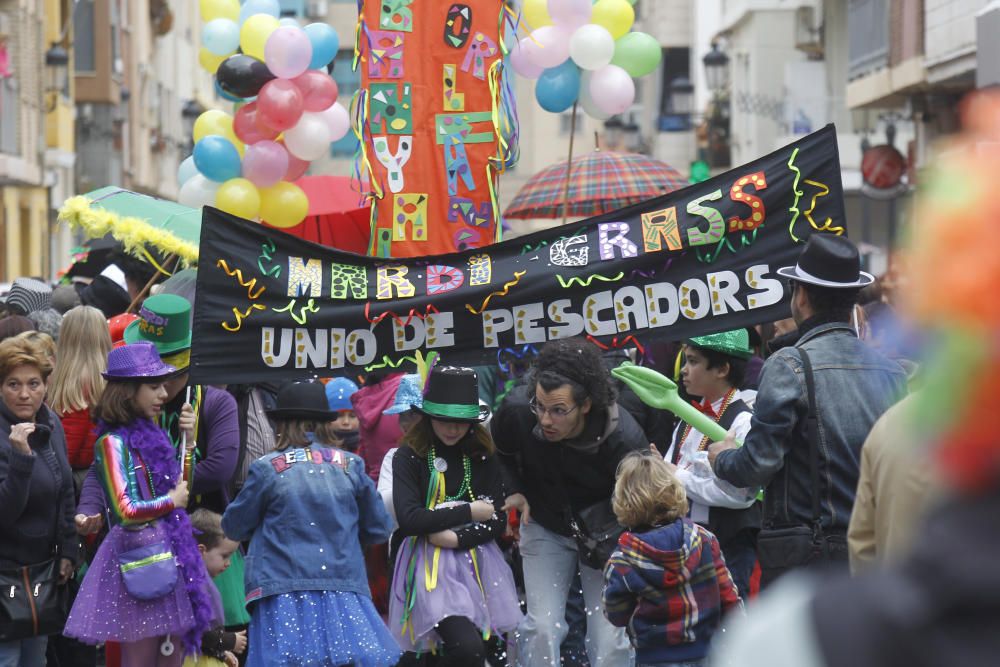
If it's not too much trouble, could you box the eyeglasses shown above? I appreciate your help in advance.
[529,398,579,420]
[784,279,798,298]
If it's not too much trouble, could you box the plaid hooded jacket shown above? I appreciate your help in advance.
[603,518,742,663]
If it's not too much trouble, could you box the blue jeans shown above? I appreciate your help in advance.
[0,636,48,667]
[515,521,633,667]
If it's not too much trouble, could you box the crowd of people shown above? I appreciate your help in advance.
[0,227,981,667]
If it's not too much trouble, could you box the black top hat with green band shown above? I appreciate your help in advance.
[412,366,489,423]
[123,294,193,363]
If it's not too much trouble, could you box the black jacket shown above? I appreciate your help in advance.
[0,402,78,567]
[491,384,649,536]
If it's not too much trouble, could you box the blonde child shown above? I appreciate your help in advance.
[603,453,741,667]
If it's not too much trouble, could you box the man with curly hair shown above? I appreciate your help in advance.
[492,338,648,667]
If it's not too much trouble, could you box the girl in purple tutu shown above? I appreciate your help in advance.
[389,366,522,665]
[64,342,220,666]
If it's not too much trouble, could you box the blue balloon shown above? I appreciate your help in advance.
[177,155,198,187]
[239,0,280,24]
[214,79,246,103]
[304,23,339,70]
[193,136,242,183]
[535,61,580,113]
[202,18,240,56]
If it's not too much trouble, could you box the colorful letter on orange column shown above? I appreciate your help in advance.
[358,0,508,257]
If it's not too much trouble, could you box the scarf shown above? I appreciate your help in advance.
[98,417,215,657]
[335,429,360,452]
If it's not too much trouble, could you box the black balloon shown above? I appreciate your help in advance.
[216,54,276,100]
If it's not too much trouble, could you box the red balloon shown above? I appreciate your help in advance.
[257,79,304,132]
[292,70,339,112]
[280,140,310,181]
[233,102,280,144]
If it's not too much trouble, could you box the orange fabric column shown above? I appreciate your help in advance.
[355,0,511,258]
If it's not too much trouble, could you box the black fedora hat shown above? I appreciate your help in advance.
[266,381,338,421]
[776,234,874,289]
[412,366,489,423]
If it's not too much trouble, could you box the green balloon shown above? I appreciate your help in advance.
[611,32,661,78]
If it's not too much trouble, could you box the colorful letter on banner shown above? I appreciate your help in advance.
[358,0,508,257]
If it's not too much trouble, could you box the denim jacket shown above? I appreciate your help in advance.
[221,443,393,603]
[713,322,906,533]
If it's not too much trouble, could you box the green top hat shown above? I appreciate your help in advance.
[687,329,754,360]
[123,293,193,357]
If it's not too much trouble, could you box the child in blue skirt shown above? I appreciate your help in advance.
[222,381,399,667]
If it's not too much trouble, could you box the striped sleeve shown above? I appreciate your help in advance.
[95,433,175,525]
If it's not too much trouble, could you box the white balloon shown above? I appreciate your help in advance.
[529,26,571,69]
[177,174,220,209]
[316,102,351,141]
[569,24,615,71]
[177,156,198,187]
[579,72,612,120]
[284,112,333,161]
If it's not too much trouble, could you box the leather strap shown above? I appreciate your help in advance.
[798,348,823,527]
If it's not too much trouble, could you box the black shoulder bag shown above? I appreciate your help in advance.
[557,450,626,570]
[0,435,72,641]
[755,348,846,585]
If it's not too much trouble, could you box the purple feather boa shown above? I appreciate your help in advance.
[99,417,216,657]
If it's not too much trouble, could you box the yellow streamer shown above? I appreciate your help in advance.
[221,304,265,332]
[139,247,175,277]
[465,270,526,315]
[216,260,266,300]
[802,179,845,235]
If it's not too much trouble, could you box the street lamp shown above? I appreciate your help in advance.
[44,43,69,112]
[703,43,730,94]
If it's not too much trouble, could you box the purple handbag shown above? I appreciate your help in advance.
[118,535,178,601]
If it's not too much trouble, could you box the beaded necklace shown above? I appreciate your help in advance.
[426,446,473,503]
[678,388,738,454]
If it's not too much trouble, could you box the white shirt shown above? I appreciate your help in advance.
[377,447,398,529]
[664,391,758,523]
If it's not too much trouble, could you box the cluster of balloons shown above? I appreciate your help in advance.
[511,0,660,119]
[180,0,350,228]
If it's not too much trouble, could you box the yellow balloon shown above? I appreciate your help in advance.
[522,0,552,29]
[591,0,635,40]
[259,182,309,228]
[193,110,232,143]
[198,47,227,74]
[240,14,279,61]
[216,178,261,220]
[199,0,239,22]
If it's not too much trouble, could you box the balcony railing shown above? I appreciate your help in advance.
[848,0,890,80]
[0,76,17,155]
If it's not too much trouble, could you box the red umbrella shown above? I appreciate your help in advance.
[504,150,687,220]
[265,176,371,254]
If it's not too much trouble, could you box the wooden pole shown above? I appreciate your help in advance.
[560,101,579,225]
[127,253,179,313]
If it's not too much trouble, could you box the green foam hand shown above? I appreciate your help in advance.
[612,363,733,444]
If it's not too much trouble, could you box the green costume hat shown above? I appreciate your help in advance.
[687,329,753,360]
[123,294,193,367]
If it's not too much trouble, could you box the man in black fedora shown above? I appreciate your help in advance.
[708,234,906,586]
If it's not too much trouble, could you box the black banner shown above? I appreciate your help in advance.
[191,125,844,384]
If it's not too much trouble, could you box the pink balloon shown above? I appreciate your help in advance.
[257,79,304,132]
[279,140,310,181]
[292,70,339,112]
[510,37,544,79]
[530,26,571,69]
[242,140,289,188]
[589,64,635,115]
[549,0,592,29]
[233,102,280,144]
[315,102,351,141]
[264,26,313,79]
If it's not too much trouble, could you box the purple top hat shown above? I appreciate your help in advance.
[103,341,178,380]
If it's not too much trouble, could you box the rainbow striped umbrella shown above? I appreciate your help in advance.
[504,150,688,220]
